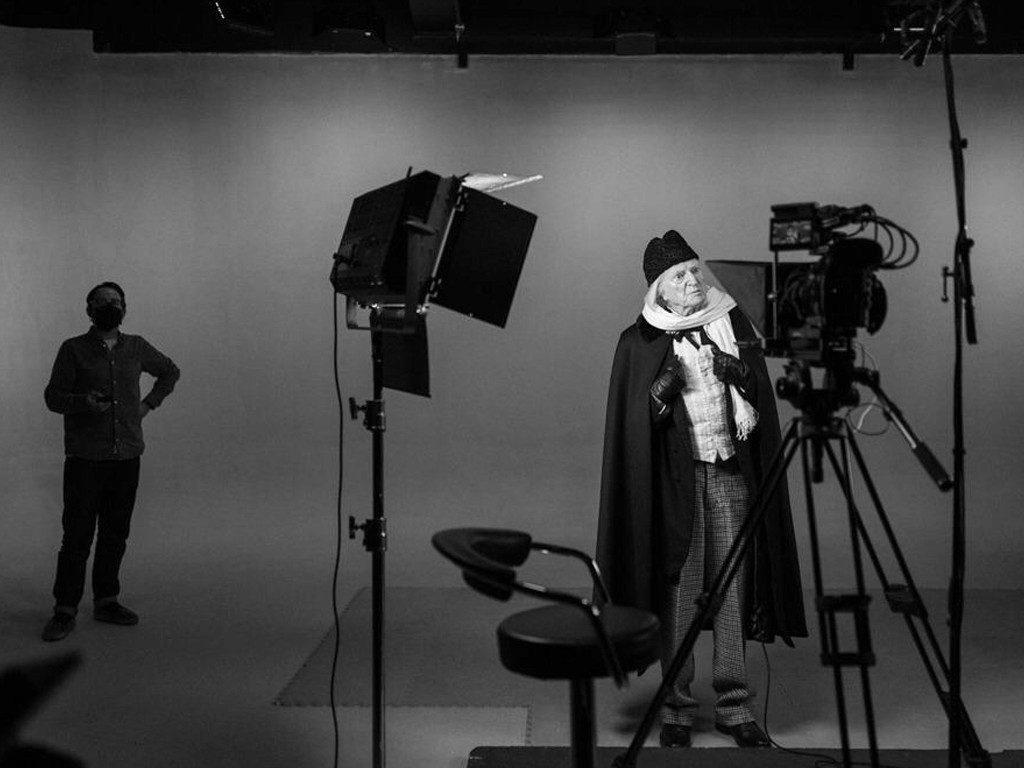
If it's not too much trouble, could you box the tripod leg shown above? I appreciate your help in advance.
[613,420,801,768]
[840,432,992,767]
[806,435,881,768]
[828,434,945,686]
[802,437,856,767]
[837,437,882,768]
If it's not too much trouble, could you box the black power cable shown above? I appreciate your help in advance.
[329,290,346,768]
[758,642,906,768]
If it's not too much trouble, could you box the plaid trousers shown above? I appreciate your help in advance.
[659,458,753,727]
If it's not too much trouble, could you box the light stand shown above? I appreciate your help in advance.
[941,30,980,768]
[347,318,388,768]
[329,169,538,768]
[898,6,983,764]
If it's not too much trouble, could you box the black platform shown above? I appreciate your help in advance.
[467,746,1024,768]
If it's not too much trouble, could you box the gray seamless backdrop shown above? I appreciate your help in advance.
[2,28,1022,602]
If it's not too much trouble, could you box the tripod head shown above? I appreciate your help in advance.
[775,350,860,431]
[775,353,953,491]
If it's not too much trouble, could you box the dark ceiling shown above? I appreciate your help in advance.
[1,0,1019,58]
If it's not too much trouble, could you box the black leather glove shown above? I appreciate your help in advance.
[650,357,686,406]
[712,351,750,389]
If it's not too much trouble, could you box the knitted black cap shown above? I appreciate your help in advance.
[642,230,700,285]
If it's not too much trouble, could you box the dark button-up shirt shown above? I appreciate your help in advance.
[44,327,180,460]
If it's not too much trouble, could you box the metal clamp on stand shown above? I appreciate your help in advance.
[884,583,926,618]
[349,397,386,432]
[349,516,388,553]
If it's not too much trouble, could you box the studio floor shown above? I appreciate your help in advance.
[4,582,1022,767]
[2,479,1022,768]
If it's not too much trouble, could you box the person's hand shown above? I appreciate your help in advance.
[85,391,111,413]
[712,352,750,389]
[650,357,686,406]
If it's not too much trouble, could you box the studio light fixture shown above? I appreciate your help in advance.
[327,167,539,768]
[330,168,538,395]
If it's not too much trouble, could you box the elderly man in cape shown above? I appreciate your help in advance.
[596,230,806,748]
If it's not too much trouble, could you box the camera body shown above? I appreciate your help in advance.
[767,235,887,365]
[711,202,888,368]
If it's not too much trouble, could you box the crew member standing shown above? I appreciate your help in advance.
[596,230,806,748]
[42,282,180,642]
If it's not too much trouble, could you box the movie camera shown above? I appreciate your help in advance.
[709,202,920,412]
[710,201,921,364]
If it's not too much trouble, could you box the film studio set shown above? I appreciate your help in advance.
[1,3,1023,768]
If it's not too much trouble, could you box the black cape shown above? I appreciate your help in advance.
[596,309,807,643]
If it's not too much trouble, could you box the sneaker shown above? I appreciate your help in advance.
[42,612,76,642]
[93,601,139,626]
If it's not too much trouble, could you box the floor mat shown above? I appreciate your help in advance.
[274,586,570,707]
[467,746,1024,768]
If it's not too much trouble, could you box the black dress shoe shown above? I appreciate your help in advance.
[716,721,770,748]
[659,724,692,748]
[94,601,139,626]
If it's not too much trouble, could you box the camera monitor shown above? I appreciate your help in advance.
[704,260,773,339]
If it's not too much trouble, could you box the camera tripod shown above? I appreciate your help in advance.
[614,360,990,768]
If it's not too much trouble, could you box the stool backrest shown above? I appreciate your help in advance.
[431,528,532,601]
[431,527,628,687]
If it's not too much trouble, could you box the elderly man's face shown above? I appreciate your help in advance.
[657,259,708,316]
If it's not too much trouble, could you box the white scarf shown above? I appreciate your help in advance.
[641,275,759,441]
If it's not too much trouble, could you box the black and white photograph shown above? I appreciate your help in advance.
[1,3,1022,768]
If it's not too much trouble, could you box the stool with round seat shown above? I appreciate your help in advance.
[431,528,660,768]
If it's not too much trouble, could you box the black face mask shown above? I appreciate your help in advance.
[92,304,124,331]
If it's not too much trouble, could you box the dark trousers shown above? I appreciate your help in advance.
[52,457,141,612]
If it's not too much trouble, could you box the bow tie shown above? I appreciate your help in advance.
[671,327,717,351]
